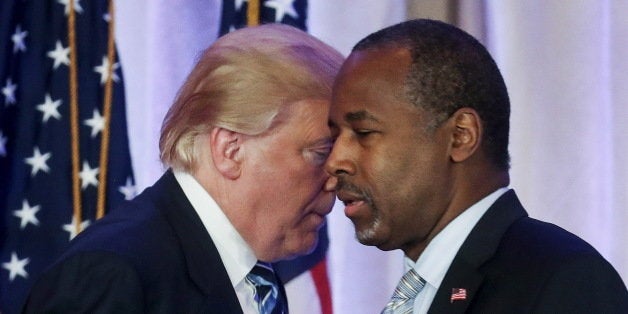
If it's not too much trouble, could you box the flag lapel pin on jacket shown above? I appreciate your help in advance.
[450,288,467,303]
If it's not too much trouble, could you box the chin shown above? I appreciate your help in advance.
[289,232,320,257]
[356,232,378,246]
[354,216,375,236]
[356,233,396,251]
[354,220,388,248]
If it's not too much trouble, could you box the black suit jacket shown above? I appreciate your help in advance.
[428,190,628,313]
[23,171,285,313]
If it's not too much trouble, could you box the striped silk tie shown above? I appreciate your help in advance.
[381,268,426,314]
[246,261,287,314]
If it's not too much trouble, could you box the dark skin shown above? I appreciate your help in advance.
[324,46,509,261]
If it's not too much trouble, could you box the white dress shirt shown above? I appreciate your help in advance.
[174,171,259,314]
[408,187,509,314]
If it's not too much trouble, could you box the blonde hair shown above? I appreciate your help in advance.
[159,24,344,172]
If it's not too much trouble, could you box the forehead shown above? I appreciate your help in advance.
[279,99,329,124]
[339,46,412,83]
[270,99,330,140]
[331,47,417,122]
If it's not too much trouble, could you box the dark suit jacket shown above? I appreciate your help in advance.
[23,171,285,313]
[429,190,628,313]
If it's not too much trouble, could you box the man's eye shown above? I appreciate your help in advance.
[315,150,331,159]
[355,129,374,137]
[308,151,328,166]
[308,145,332,165]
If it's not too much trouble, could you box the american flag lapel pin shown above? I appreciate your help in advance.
[450,288,467,303]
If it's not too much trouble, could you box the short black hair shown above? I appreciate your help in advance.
[354,19,510,170]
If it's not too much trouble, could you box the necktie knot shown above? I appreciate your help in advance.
[382,269,426,314]
[246,262,287,314]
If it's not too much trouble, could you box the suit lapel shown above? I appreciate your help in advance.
[429,190,527,314]
[151,171,244,313]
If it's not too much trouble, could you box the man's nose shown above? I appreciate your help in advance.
[324,135,356,180]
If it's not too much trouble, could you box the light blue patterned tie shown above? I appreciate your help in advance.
[381,268,426,314]
[246,262,286,314]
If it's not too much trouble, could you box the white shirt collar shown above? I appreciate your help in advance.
[406,187,510,289]
[173,171,257,287]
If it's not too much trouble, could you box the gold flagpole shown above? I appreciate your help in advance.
[96,0,116,219]
[247,0,260,26]
[67,0,83,236]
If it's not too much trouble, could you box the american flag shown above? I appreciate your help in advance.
[450,288,468,303]
[0,1,134,313]
[220,0,307,35]
[220,1,333,313]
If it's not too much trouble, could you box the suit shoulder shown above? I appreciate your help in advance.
[471,217,628,312]
[485,217,625,289]
[56,188,183,273]
[23,252,144,313]
[501,217,600,260]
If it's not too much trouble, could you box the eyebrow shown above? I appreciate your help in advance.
[345,110,380,123]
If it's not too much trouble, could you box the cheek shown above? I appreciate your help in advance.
[292,159,328,192]
[362,147,427,218]
[360,147,406,195]
[275,166,327,214]
[285,212,325,248]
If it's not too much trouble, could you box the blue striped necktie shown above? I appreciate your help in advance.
[382,268,426,314]
[246,261,287,314]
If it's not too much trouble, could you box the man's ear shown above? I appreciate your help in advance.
[209,127,242,180]
[450,107,482,163]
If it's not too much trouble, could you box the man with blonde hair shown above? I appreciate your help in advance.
[23,24,343,313]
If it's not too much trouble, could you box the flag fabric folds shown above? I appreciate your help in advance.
[220,1,332,313]
[0,1,134,313]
